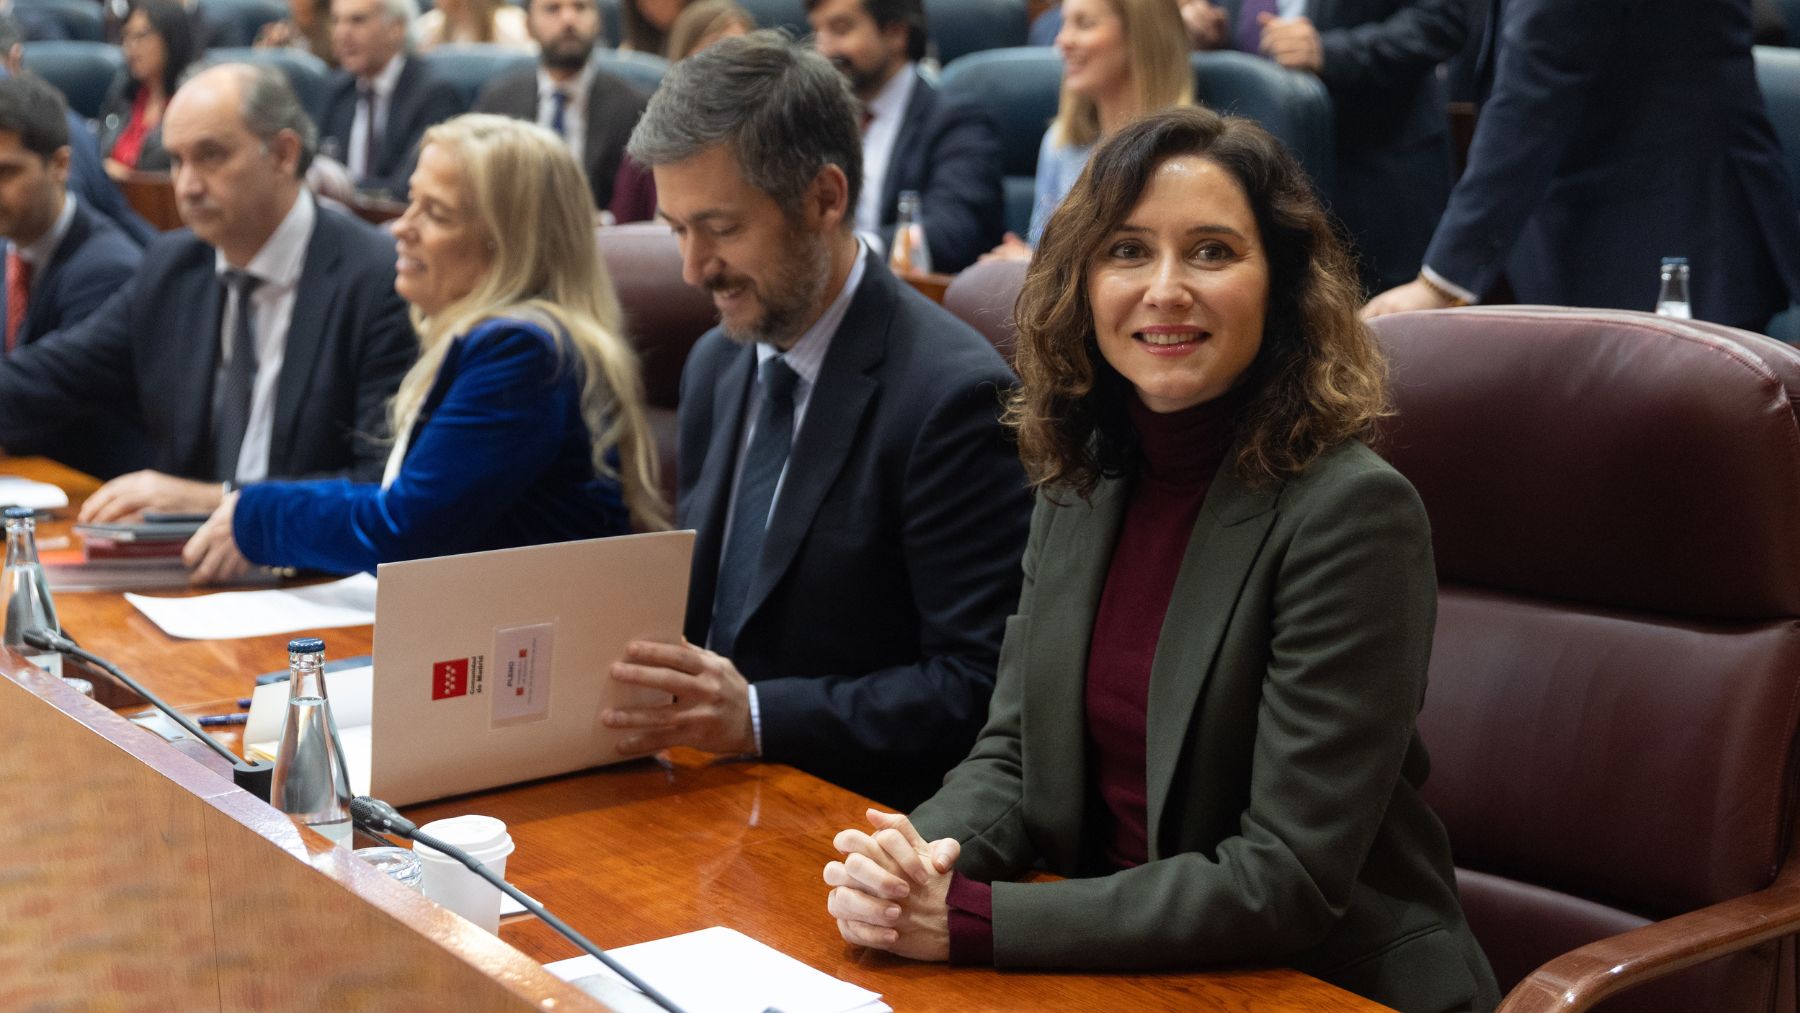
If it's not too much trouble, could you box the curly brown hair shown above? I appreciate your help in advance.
[1007,106,1389,498]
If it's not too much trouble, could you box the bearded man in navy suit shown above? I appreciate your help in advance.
[605,33,1030,810]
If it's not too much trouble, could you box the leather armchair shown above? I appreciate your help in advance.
[596,222,717,508]
[1370,306,1800,1013]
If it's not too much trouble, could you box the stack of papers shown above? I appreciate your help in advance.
[124,573,378,639]
[546,927,889,1013]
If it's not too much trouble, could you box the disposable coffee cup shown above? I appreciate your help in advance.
[413,815,515,934]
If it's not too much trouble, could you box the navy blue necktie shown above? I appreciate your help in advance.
[710,357,800,657]
[549,88,569,138]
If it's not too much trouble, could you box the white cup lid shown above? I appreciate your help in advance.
[414,814,513,860]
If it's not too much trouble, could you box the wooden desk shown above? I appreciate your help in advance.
[5,458,1388,1011]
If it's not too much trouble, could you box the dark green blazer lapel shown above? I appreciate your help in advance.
[1023,478,1126,872]
[1144,460,1280,855]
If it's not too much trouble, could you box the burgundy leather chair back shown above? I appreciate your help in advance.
[943,258,1028,365]
[1370,307,1800,1011]
[596,223,717,507]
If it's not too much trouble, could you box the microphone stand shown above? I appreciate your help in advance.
[351,796,689,1013]
[23,627,275,801]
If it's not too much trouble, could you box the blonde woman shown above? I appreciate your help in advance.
[184,114,666,582]
[989,0,1193,258]
[413,0,533,51]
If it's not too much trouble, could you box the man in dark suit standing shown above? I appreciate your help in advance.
[473,0,647,213]
[806,0,1002,274]
[318,0,460,199]
[1217,0,1465,292]
[0,63,414,524]
[0,73,145,479]
[608,33,1031,810]
[1364,0,1800,330]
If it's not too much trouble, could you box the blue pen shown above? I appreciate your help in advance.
[198,713,250,727]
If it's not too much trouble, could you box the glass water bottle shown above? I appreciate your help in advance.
[2,506,62,677]
[1655,257,1692,319]
[889,190,933,275]
[270,637,353,846]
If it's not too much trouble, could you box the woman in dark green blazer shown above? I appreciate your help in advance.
[822,107,1500,1013]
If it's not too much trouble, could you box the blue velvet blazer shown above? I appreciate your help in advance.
[233,317,630,574]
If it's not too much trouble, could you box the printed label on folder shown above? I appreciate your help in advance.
[491,621,554,727]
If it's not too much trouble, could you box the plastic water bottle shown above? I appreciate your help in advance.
[889,190,933,275]
[270,637,353,846]
[2,506,62,677]
[1656,257,1692,319]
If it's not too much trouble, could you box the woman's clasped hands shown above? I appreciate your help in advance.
[823,809,960,962]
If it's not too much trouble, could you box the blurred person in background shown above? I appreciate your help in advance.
[618,0,688,55]
[986,0,1192,261]
[414,0,534,51]
[807,0,1003,273]
[256,0,338,64]
[667,0,751,59]
[99,0,196,177]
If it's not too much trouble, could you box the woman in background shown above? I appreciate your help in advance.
[666,0,752,60]
[185,115,666,582]
[987,0,1191,259]
[822,107,1499,1013]
[414,0,533,51]
[618,0,689,56]
[99,0,195,177]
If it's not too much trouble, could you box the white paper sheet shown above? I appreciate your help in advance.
[545,926,889,1013]
[0,476,68,511]
[124,573,378,640]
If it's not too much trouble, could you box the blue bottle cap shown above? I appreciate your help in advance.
[3,506,33,519]
[288,637,326,655]
[1661,256,1689,267]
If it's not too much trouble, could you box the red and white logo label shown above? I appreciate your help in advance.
[432,658,470,700]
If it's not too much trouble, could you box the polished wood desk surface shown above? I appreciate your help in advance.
[14,457,1388,1011]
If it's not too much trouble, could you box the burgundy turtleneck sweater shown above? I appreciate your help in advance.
[945,391,1238,965]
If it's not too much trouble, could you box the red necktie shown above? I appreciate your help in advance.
[860,108,874,134]
[6,251,32,353]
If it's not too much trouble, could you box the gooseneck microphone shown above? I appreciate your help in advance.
[23,627,276,801]
[350,796,688,1013]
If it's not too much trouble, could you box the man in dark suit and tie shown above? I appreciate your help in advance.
[318,0,461,199]
[806,0,1003,274]
[1364,0,1800,329]
[0,63,414,524]
[1212,0,1466,292]
[607,33,1031,810]
[473,0,648,213]
[0,73,145,479]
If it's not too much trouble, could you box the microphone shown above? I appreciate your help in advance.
[24,627,276,802]
[347,795,416,837]
[351,795,687,1013]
